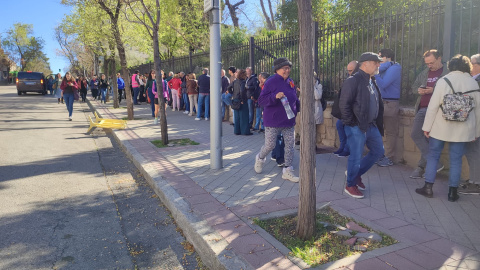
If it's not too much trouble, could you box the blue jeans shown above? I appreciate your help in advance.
[254,107,264,130]
[425,137,465,187]
[101,88,107,102]
[64,92,74,117]
[133,87,140,104]
[197,94,210,119]
[183,93,189,112]
[345,124,385,187]
[247,99,254,126]
[222,92,232,118]
[148,90,155,117]
[336,119,349,152]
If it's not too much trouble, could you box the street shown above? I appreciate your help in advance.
[0,85,204,270]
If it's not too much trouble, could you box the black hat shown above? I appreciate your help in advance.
[273,57,292,72]
[358,52,382,63]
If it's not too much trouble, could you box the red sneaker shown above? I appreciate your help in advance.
[345,170,366,191]
[344,184,364,199]
[356,177,366,191]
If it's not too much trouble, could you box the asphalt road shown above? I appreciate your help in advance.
[0,85,205,270]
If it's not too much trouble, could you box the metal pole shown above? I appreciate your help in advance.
[443,0,455,60]
[189,50,193,73]
[249,37,255,73]
[210,0,222,169]
[314,21,319,73]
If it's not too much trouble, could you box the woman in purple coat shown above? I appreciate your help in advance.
[254,58,300,182]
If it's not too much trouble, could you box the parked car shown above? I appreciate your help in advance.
[16,71,46,95]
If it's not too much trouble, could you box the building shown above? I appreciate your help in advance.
[0,46,13,84]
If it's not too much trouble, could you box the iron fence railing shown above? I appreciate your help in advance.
[129,0,480,105]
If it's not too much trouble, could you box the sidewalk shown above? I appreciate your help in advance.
[87,98,480,270]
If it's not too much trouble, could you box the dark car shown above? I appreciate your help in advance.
[16,71,46,95]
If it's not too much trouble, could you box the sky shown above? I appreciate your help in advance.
[0,0,271,73]
[0,0,72,73]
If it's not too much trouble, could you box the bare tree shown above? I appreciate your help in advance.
[123,0,168,145]
[296,0,316,240]
[224,0,244,28]
[259,0,276,30]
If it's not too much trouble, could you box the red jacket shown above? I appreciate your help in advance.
[60,79,78,91]
[168,78,182,92]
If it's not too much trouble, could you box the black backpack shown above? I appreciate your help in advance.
[331,88,342,119]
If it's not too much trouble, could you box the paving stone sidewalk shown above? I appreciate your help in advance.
[87,99,480,270]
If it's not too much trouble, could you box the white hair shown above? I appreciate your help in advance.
[471,54,480,65]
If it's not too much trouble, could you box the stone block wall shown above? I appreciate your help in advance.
[315,103,470,178]
[229,103,469,178]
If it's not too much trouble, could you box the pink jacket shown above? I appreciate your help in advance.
[152,80,169,100]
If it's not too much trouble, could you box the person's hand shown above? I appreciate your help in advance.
[276,92,285,99]
[424,131,430,138]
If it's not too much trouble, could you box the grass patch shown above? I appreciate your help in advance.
[253,207,397,267]
[151,138,200,148]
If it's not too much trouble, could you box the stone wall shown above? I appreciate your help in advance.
[316,103,470,178]
[228,103,469,177]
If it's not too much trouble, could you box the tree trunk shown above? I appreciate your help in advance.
[296,0,316,240]
[259,0,276,30]
[109,41,118,108]
[153,30,168,145]
[111,20,133,120]
[225,0,243,28]
[104,55,110,102]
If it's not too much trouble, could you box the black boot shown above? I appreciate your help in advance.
[448,187,459,202]
[416,182,433,198]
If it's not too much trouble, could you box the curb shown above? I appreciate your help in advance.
[86,99,254,270]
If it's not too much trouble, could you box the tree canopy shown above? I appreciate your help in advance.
[2,23,51,73]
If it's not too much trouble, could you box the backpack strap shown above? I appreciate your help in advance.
[443,77,456,94]
[464,89,480,94]
[444,77,480,94]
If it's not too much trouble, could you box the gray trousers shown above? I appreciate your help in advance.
[411,108,429,168]
[383,100,400,160]
[465,139,480,184]
[259,126,295,167]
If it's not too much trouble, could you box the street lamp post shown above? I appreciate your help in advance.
[206,0,222,169]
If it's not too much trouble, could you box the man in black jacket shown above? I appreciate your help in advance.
[339,52,385,199]
[245,67,259,128]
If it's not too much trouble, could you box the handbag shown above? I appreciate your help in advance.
[231,98,241,110]
[440,77,479,122]
[73,89,80,101]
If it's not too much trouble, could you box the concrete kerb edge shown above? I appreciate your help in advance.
[240,216,309,269]
[86,100,254,270]
[237,199,420,270]
[310,205,421,270]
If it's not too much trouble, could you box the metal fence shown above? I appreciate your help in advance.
[129,0,480,104]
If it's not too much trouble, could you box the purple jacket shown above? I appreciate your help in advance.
[258,74,299,128]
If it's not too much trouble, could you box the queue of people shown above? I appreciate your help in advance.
[333,50,480,201]
[51,50,480,201]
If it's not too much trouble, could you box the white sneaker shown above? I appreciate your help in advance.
[205,118,209,121]
[195,118,201,120]
[282,166,299,182]
[153,118,158,124]
[69,116,72,121]
[184,111,189,114]
[172,108,176,111]
[254,154,265,174]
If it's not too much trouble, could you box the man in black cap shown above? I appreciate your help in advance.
[339,52,385,198]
